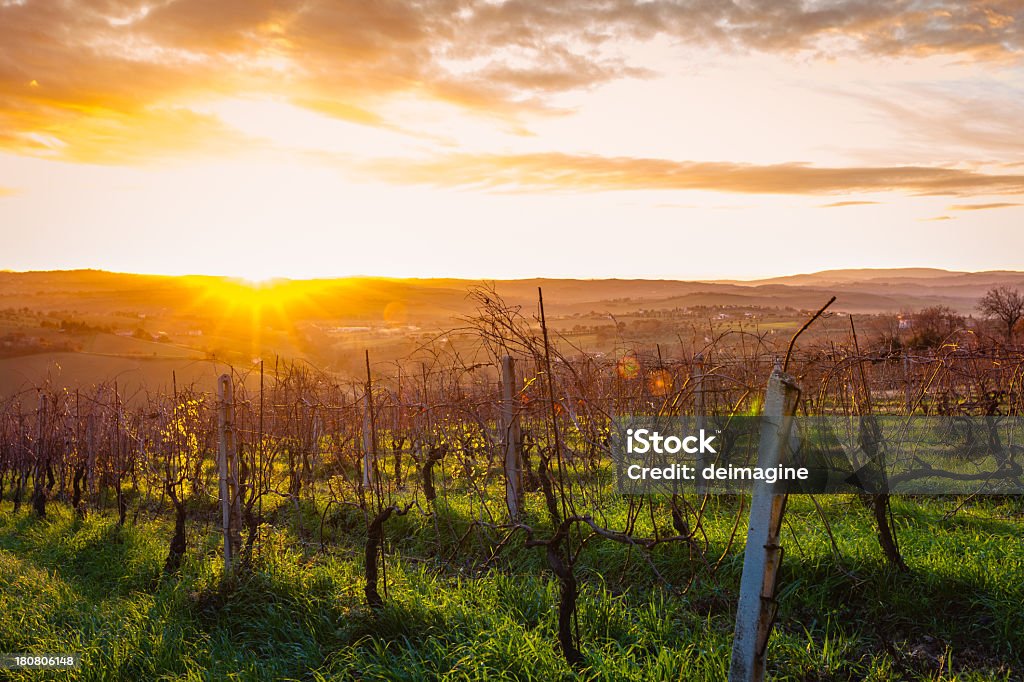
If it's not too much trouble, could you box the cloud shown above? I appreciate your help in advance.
[459,1,1024,61]
[0,187,17,198]
[368,152,1024,196]
[948,202,1022,210]
[852,82,1024,161]
[1,107,257,165]
[2,1,1023,164]
[818,200,881,208]
[920,215,954,221]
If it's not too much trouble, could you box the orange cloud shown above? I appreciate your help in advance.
[0,0,632,162]
[948,202,1022,210]
[852,83,1024,160]
[1,1,1022,164]
[818,201,881,208]
[368,153,1024,196]
[460,1,1024,60]
[3,107,256,165]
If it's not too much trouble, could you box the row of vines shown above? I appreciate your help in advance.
[1,288,1022,666]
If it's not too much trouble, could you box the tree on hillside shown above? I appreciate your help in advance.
[909,305,965,349]
[978,286,1024,342]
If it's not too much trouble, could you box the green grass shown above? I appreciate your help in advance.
[0,495,1021,681]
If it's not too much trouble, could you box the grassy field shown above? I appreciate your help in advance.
[0,352,247,400]
[0,493,1021,681]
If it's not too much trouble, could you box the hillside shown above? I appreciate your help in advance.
[2,267,1021,394]
[4,267,1023,317]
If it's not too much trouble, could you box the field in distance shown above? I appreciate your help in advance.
[2,267,1022,395]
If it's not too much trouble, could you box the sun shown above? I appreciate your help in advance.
[174,274,333,364]
[230,266,285,286]
[239,274,277,286]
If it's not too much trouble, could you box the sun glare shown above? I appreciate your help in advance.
[227,265,293,287]
[239,275,278,286]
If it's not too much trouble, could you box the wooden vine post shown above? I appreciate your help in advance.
[693,353,708,496]
[362,392,374,490]
[729,366,800,682]
[217,374,242,575]
[501,355,523,519]
[31,392,47,517]
[903,352,913,414]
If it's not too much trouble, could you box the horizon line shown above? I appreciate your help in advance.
[4,265,1023,285]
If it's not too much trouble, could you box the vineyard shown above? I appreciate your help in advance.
[1,288,1023,680]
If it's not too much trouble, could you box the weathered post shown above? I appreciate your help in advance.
[31,393,47,518]
[362,392,374,490]
[729,367,800,682]
[501,355,523,519]
[693,353,707,496]
[217,374,241,574]
[311,410,322,478]
[86,412,97,497]
[903,352,912,414]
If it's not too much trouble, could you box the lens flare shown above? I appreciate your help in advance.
[647,369,673,396]
[617,353,640,380]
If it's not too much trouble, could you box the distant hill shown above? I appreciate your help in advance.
[3,268,1024,318]
[3,267,1022,395]
[713,268,1024,313]
[723,268,964,287]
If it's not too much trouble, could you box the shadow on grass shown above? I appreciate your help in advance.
[778,557,1023,676]
[0,506,164,602]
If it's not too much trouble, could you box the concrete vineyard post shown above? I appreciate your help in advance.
[362,393,373,489]
[903,353,912,414]
[32,393,46,517]
[312,410,321,478]
[217,374,241,574]
[694,353,707,496]
[501,355,523,519]
[729,367,800,682]
[86,413,97,497]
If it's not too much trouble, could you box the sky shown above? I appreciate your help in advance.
[1,0,1023,281]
